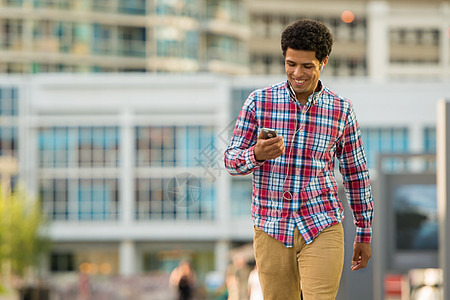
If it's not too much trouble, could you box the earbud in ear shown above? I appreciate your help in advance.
[320,63,324,71]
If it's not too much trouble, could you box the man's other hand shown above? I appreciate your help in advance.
[351,242,371,271]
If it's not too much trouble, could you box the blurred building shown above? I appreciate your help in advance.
[0,73,447,297]
[0,0,249,74]
[247,0,450,79]
[1,0,449,79]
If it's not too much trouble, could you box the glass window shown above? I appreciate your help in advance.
[424,127,436,153]
[118,0,146,15]
[0,19,23,50]
[39,127,119,168]
[50,252,75,272]
[136,126,216,168]
[231,88,255,122]
[181,126,217,168]
[32,20,60,53]
[0,87,19,116]
[78,179,119,221]
[40,178,119,221]
[206,0,245,24]
[5,0,24,7]
[0,126,18,158]
[360,127,409,170]
[79,127,119,167]
[156,27,198,59]
[40,179,69,220]
[135,176,215,221]
[0,62,26,73]
[73,23,91,54]
[206,34,247,65]
[155,0,199,18]
[394,184,437,250]
[118,26,146,57]
[136,126,176,167]
[230,177,252,217]
[39,127,69,168]
[93,24,115,56]
[92,0,117,13]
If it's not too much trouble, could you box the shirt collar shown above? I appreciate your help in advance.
[285,79,324,105]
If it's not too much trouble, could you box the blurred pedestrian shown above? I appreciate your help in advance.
[247,264,263,300]
[78,272,90,300]
[225,254,251,300]
[170,260,198,300]
[224,18,374,299]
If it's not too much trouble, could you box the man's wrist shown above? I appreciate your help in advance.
[253,146,264,162]
[249,146,265,166]
[254,153,265,162]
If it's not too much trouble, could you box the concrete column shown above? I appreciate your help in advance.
[215,240,230,273]
[18,79,33,194]
[216,81,231,226]
[439,3,450,79]
[367,1,389,81]
[409,123,423,153]
[120,110,134,225]
[437,99,450,300]
[19,0,34,73]
[22,18,33,73]
[373,154,388,300]
[119,240,137,276]
[145,0,157,72]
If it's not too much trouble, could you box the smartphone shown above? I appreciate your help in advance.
[261,128,278,139]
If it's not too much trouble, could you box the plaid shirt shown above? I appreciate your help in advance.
[224,79,373,247]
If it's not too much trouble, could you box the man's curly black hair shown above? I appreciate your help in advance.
[281,19,333,62]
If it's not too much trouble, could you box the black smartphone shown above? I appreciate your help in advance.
[261,128,278,139]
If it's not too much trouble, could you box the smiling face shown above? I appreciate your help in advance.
[284,48,328,104]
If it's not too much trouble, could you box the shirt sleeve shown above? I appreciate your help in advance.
[336,105,374,243]
[224,93,265,176]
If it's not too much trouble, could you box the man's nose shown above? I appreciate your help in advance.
[293,66,303,77]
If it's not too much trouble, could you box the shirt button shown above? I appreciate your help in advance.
[297,150,301,155]
[296,171,300,175]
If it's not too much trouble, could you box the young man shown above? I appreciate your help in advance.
[224,19,373,299]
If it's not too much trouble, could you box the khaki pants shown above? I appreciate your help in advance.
[253,223,344,300]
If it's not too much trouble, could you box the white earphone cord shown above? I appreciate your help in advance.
[269,104,300,204]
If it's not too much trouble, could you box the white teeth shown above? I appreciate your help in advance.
[294,79,305,84]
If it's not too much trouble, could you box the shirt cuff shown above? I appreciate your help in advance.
[246,145,265,169]
[355,227,372,243]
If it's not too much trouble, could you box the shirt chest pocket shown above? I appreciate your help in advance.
[308,125,337,158]
[312,132,332,152]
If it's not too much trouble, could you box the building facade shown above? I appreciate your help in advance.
[246,0,450,79]
[1,0,449,79]
[0,0,249,74]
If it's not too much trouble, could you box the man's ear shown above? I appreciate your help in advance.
[321,56,329,69]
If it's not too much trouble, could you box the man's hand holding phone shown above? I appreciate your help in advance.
[254,128,285,161]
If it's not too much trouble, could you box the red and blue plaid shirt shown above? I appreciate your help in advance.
[224,79,373,247]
